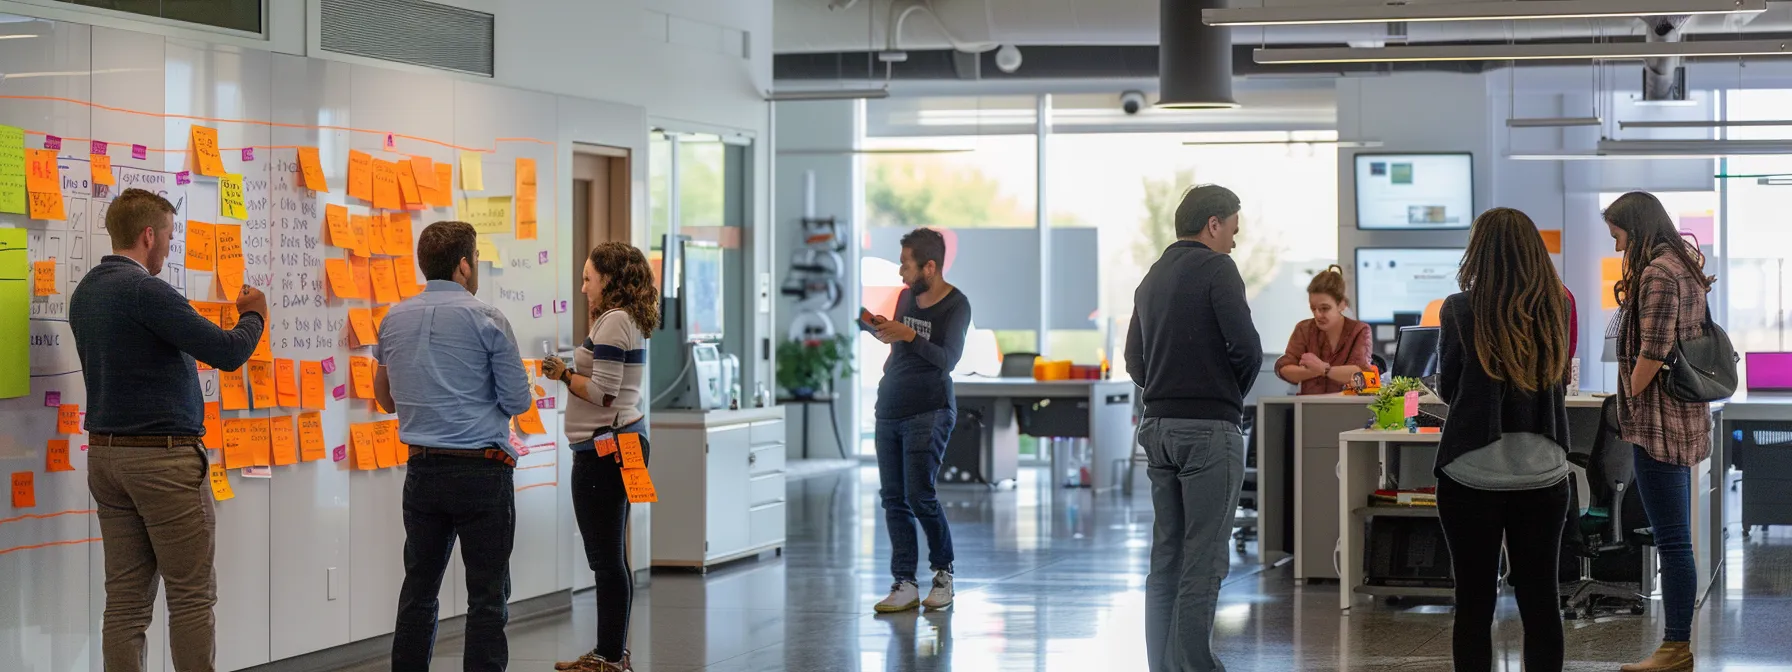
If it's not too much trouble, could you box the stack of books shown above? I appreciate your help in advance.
[1369,488,1437,507]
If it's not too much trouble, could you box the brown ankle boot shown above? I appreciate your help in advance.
[1621,642,1693,672]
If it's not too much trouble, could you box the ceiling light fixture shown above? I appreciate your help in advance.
[1507,116,1603,128]
[1597,138,1792,156]
[765,88,890,102]
[1206,0,1765,26]
[1254,38,1792,64]
[775,148,975,156]
[1618,119,1792,129]
[1182,139,1383,147]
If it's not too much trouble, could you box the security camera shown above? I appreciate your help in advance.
[994,44,1023,73]
[1121,90,1148,115]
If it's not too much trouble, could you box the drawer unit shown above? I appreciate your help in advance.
[749,472,785,507]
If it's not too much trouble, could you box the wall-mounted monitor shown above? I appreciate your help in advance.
[682,240,725,343]
[1355,248,1464,323]
[1354,152,1474,230]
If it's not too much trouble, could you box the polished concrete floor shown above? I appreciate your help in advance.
[391,466,1792,671]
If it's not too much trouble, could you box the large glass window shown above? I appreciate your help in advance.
[1723,89,1792,354]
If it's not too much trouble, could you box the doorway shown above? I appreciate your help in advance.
[572,145,632,339]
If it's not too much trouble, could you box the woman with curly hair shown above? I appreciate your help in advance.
[544,242,660,672]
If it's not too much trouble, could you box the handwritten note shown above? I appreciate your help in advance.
[301,361,326,410]
[267,415,296,466]
[372,305,390,332]
[252,322,272,363]
[297,146,328,192]
[190,125,225,176]
[324,258,358,299]
[131,144,146,160]
[0,125,26,214]
[25,148,58,193]
[350,356,376,399]
[247,360,276,409]
[371,420,398,468]
[432,163,454,207]
[349,255,373,299]
[219,173,247,220]
[371,159,401,210]
[460,151,484,190]
[458,196,512,235]
[247,416,272,466]
[186,220,216,271]
[621,469,657,504]
[324,203,357,252]
[28,190,64,221]
[369,257,400,304]
[91,153,114,185]
[348,308,377,347]
[349,215,373,257]
[47,439,74,472]
[10,471,33,508]
[475,237,499,265]
[274,358,300,407]
[386,212,414,256]
[32,260,55,296]
[395,255,422,298]
[350,423,378,470]
[43,136,60,150]
[214,224,244,302]
[619,433,646,470]
[204,401,222,449]
[298,412,326,461]
[220,368,249,410]
[348,150,373,201]
[222,418,253,469]
[57,403,81,434]
[209,463,234,501]
[396,158,422,206]
[514,404,547,435]
[515,158,538,240]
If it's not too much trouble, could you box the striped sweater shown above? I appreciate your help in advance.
[565,309,646,444]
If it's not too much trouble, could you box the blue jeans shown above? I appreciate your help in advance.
[1138,418,1245,672]
[391,453,516,671]
[875,409,957,583]
[1633,445,1695,643]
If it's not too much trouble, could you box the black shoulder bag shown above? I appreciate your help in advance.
[1660,305,1739,403]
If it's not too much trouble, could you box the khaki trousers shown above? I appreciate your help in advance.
[88,442,216,672]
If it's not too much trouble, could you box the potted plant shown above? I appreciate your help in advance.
[776,335,855,400]
[1367,376,1426,430]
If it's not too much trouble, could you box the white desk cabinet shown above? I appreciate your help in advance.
[650,406,787,570]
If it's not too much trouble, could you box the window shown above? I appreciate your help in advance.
[60,0,262,33]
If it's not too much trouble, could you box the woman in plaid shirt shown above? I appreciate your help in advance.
[1604,191,1713,672]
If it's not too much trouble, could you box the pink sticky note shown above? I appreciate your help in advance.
[44,391,61,407]
[1403,390,1420,418]
[384,133,396,151]
[536,397,556,410]
[131,144,147,160]
[241,147,254,162]
[320,357,337,374]
[552,300,566,314]
[532,305,543,319]
[332,445,346,462]
[1679,214,1716,247]
[518,444,531,457]
[80,444,88,452]
[538,251,549,265]
[332,384,347,401]
[44,135,61,150]
[90,141,107,155]
[175,171,190,185]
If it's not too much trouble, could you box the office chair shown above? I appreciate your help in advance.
[1000,352,1040,378]
[1369,353,1389,375]
[1233,406,1259,551]
[1559,395,1654,620]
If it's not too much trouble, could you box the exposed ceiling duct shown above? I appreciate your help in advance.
[1159,0,1235,108]
[1643,15,1693,101]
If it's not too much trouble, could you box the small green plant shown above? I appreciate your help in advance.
[1367,376,1427,430]
[776,335,855,400]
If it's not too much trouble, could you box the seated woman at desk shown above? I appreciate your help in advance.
[1274,265,1372,394]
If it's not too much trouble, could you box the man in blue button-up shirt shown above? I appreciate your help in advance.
[373,220,530,672]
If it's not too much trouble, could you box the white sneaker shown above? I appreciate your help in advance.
[875,581,921,613]
[921,570,954,610]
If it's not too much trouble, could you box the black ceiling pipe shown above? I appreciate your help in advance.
[1159,0,1236,108]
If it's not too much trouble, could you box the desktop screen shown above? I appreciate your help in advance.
[1355,153,1474,230]
[1355,248,1464,323]
[1392,326,1442,380]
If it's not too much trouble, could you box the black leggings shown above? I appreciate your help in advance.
[1436,475,1569,672]
[571,437,650,661]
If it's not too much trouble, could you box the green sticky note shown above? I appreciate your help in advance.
[0,125,25,215]
[0,228,27,398]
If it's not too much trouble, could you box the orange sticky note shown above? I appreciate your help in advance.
[57,403,81,434]
[32,260,55,296]
[214,224,244,302]
[186,220,216,272]
[247,416,272,467]
[12,471,36,508]
[351,423,378,470]
[372,159,401,210]
[324,258,359,300]
[369,257,400,304]
[26,148,59,192]
[191,300,224,328]
[1600,257,1623,310]
[386,212,414,256]
[203,402,222,449]
[325,204,357,251]
[298,147,328,192]
[432,164,454,207]
[595,434,618,457]
[621,468,657,504]
[221,303,238,329]
[350,356,376,399]
[349,215,374,257]
[274,358,300,408]
[395,255,422,298]
[29,190,65,221]
[396,159,422,206]
[371,420,398,468]
[222,418,253,469]
[220,368,250,411]
[362,214,386,256]
[301,361,326,410]
[515,197,537,241]
[516,158,537,192]
[347,150,373,201]
[91,153,114,185]
[408,156,434,181]
[247,360,277,409]
[348,308,377,347]
[252,322,272,363]
[271,415,298,466]
[1539,229,1563,255]
[209,463,234,501]
[514,405,547,435]
[349,255,373,300]
[297,411,326,461]
[46,439,74,472]
[618,433,645,470]
[372,305,390,332]
[190,125,225,176]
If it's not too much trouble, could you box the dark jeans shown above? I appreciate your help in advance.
[1138,417,1245,672]
[875,408,957,583]
[391,453,517,672]
[1633,445,1695,643]
[1436,475,1569,672]
[570,424,650,661]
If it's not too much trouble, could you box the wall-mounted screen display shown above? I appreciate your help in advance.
[1355,153,1474,230]
[1355,248,1464,323]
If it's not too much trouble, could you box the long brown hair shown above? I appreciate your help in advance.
[1307,264,1348,307]
[1456,207,1571,392]
[1603,191,1708,357]
[588,242,660,333]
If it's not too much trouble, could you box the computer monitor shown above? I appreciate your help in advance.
[1355,248,1464,323]
[1392,326,1442,380]
[1354,152,1474,230]
[682,240,724,343]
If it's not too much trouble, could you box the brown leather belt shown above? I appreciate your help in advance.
[407,446,516,468]
[90,433,204,448]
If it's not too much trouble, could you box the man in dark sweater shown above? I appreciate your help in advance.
[1126,184,1261,672]
[70,188,266,672]
[869,228,972,614]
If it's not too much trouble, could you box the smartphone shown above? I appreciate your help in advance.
[857,308,878,333]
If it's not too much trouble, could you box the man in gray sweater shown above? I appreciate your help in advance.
[70,188,266,672]
[1127,184,1261,672]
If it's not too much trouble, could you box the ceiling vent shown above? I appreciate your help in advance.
[321,0,495,77]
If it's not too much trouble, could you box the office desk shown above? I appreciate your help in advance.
[953,378,1136,490]
[1338,429,1445,610]
[1709,393,1792,596]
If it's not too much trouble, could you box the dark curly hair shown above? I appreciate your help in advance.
[588,242,660,333]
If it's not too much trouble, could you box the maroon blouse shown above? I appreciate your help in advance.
[1275,317,1374,395]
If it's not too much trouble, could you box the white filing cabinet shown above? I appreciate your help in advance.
[649,406,787,569]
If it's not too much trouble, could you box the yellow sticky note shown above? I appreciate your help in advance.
[514,404,547,435]
[220,368,249,411]
[271,414,298,466]
[301,361,326,410]
[619,433,645,470]
[351,423,379,470]
[621,468,657,504]
[46,439,74,472]
[248,416,272,467]
[347,150,373,202]
[222,417,253,469]
[1601,257,1624,310]
[298,411,326,462]
[209,463,235,501]
[298,146,328,192]
[220,173,247,220]
[32,260,55,296]
[372,159,401,210]
[56,403,81,434]
[458,197,512,235]
[369,257,400,305]
[186,220,216,272]
[247,360,276,410]
[475,237,500,265]
[214,224,244,302]
[91,154,114,186]
[351,356,376,399]
[190,125,225,176]
[324,258,359,300]
[204,402,222,449]
[274,358,300,408]
[460,151,484,190]
[348,308,377,347]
